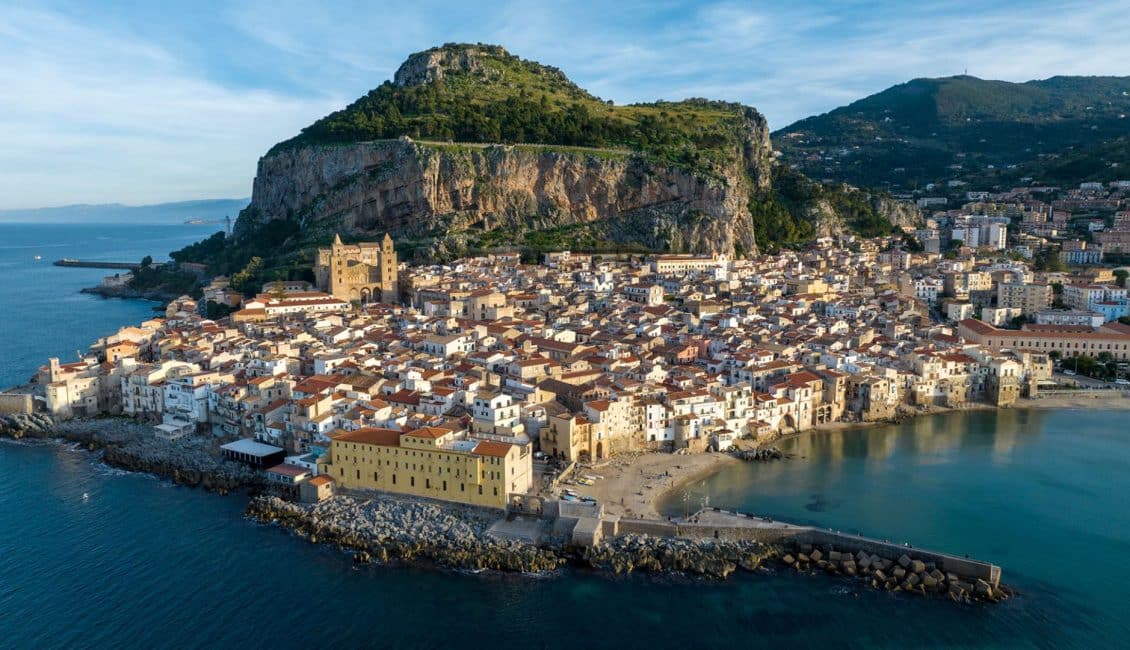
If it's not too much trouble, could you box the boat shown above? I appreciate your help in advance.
[33,255,42,260]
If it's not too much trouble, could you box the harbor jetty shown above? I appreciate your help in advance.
[53,258,163,270]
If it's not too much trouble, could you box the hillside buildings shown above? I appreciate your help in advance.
[41,229,1130,510]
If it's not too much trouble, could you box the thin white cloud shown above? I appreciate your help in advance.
[0,6,344,209]
[3,0,1128,208]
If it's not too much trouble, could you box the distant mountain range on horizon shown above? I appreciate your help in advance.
[0,198,250,224]
[773,74,1130,191]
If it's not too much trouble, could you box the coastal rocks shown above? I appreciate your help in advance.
[246,494,565,574]
[780,542,1010,605]
[733,447,785,462]
[246,494,777,580]
[0,413,55,438]
[0,416,261,494]
[580,535,771,579]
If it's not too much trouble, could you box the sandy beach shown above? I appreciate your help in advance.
[563,390,1130,521]
[565,451,739,520]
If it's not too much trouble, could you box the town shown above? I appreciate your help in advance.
[12,186,1130,513]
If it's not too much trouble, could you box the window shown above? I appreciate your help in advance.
[478,485,483,495]
[410,476,415,487]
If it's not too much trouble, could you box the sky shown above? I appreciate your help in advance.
[3,0,1129,209]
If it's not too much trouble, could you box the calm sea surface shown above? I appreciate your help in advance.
[1,223,1128,648]
[0,222,222,388]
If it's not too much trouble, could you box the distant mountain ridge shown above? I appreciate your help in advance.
[0,199,249,224]
[774,75,1130,189]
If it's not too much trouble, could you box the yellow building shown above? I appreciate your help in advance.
[541,412,594,462]
[314,233,398,304]
[317,426,532,509]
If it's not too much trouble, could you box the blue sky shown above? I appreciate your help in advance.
[3,0,1129,208]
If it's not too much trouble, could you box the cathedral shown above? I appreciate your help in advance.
[314,233,398,304]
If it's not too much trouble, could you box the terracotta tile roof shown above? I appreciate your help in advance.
[473,440,513,457]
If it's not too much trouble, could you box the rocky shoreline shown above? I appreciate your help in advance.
[0,414,261,493]
[246,494,777,579]
[80,285,176,305]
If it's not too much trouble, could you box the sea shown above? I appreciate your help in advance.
[1,222,1128,648]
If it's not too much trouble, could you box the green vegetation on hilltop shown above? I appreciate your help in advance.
[775,75,1130,189]
[274,44,754,175]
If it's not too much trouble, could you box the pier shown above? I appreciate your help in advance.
[53,258,163,270]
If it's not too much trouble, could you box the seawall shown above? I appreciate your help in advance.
[584,508,1004,601]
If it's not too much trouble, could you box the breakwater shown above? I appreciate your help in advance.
[684,510,1006,602]
[566,506,1006,602]
[53,259,162,270]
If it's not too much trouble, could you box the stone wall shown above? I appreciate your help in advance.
[0,393,33,415]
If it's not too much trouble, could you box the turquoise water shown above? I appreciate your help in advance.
[2,223,1128,647]
[661,408,1130,645]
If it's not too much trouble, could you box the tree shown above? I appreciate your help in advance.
[1033,248,1065,272]
[1114,269,1129,288]
[231,256,264,294]
[140,255,153,269]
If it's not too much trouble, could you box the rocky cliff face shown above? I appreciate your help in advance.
[239,134,769,257]
[801,190,923,239]
[393,45,497,87]
[870,194,922,230]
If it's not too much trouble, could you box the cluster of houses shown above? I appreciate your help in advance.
[28,235,1130,510]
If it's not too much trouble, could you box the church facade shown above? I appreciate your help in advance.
[314,234,398,304]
